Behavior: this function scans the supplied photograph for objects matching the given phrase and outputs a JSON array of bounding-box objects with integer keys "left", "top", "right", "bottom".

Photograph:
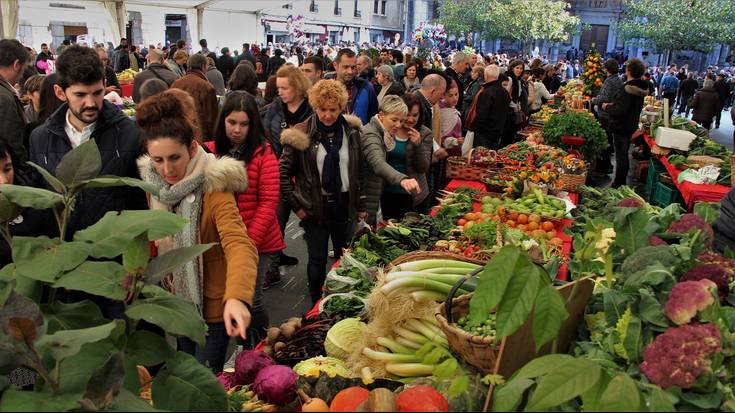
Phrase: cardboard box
[{"left": 654, "top": 127, "right": 696, "bottom": 151}]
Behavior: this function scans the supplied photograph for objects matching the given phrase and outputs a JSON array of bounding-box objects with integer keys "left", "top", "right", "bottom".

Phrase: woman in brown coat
[{"left": 136, "top": 90, "right": 258, "bottom": 372}]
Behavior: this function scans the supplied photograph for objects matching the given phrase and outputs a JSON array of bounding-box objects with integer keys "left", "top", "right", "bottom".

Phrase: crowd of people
[{"left": 1, "top": 35, "right": 734, "bottom": 373}]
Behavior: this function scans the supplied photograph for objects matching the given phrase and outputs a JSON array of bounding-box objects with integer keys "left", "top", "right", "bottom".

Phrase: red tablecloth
[
  {"left": 643, "top": 134, "right": 730, "bottom": 210},
  {"left": 120, "top": 83, "right": 133, "bottom": 98}
]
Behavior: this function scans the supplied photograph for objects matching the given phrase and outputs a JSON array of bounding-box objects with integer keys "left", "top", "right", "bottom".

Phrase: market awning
[
  {"left": 303, "top": 24, "right": 325, "bottom": 34},
  {"left": 264, "top": 21, "right": 288, "bottom": 33}
]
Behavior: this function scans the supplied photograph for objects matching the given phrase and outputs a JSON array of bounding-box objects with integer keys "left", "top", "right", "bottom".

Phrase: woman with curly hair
[
  {"left": 279, "top": 80, "right": 367, "bottom": 304},
  {"left": 136, "top": 90, "right": 258, "bottom": 371}
]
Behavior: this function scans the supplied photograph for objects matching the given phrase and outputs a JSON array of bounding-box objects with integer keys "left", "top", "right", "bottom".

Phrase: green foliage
[
  {"left": 0, "top": 141, "right": 224, "bottom": 411},
  {"left": 542, "top": 112, "right": 608, "bottom": 161},
  {"left": 618, "top": 0, "right": 735, "bottom": 54},
  {"left": 438, "top": 0, "right": 581, "bottom": 45}
]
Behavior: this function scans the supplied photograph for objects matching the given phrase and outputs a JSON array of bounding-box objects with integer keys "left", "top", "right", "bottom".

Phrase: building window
[
  {"left": 354, "top": 0, "right": 361, "bottom": 17},
  {"left": 309, "top": 0, "right": 318, "bottom": 12},
  {"left": 381, "top": 1, "right": 386, "bottom": 15},
  {"left": 334, "top": 0, "right": 341, "bottom": 15},
  {"left": 373, "top": 1, "right": 386, "bottom": 15}
]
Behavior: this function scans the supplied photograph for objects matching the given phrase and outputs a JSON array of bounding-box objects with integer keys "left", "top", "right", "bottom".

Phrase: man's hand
[
  {"left": 400, "top": 178, "right": 421, "bottom": 194},
  {"left": 295, "top": 208, "right": 308, "bottom": 220},
  {"left": 223, "top": 299, "right": 251, "bottom": 339}
]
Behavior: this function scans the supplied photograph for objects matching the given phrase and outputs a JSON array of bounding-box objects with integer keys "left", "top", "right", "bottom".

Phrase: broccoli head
[
  {"left": 618, "top": 198, "right": 644, "bottom": 208},
  {"left": 664, "top": 279, "right": 717, "bottom": 325},
  {"left": 620, "top": 245, "right": 680, "bottom": 277},
  {"left": 681, "top": 264, "right": 733, "bottom": 299},
  {"left": 667, "top": 213, "right": 714, "bottom": 248},
  {"left": 640, "top": 323, "right": 721, "bottom": 389}
]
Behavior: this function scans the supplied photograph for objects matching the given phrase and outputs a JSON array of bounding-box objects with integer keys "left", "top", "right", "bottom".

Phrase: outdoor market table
[{"left": 642, "top": 133, "right": 731, "bottom": 210}]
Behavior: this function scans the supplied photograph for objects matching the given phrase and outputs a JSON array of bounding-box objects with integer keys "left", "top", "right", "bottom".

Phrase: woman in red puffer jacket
[{"left": 206, "top": 91, "right": 285, "bottom": 346}]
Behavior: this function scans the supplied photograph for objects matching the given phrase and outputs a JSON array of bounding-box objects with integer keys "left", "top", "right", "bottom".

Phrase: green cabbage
[{"left": 324, "top": 318, "right": 367, "bottom": 361}]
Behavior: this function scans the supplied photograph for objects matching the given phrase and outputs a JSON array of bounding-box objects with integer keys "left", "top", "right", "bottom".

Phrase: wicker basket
[
  {"left": 386, "top": 251, "right": 486, "bottom": 271},
  {"left": 660, "top": 172, "right": 674, "bottom": 186},
  {"left": 446, "top": 148, "right": 496, "bottom": 182},
  {"left": 435, "top": 294, "right": 499, "bottom": 373},
  {"left": 556, "top": 172, "right": 587, "bottom": 192}
]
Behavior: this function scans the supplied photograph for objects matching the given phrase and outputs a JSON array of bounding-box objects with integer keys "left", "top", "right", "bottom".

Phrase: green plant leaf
[
  {"left": 0, "top": 193, "right": 21, "bottom": 223},
  {"left": 524, "top": 359, "right": 601, "bottom": 411},
  {"left": 42, "top": 300, "right": 105, "bottom": 334},
  {"left": 491, "top": 378, "right": 534, "bottom": 412},
  {"left": 52, "top": 341, "right": 117, "bottom": 394},
  {"left": 532, "top": 284, "right": 569, "bottom": 351},
  {"left": 614, "top": 208, "right": 652, "bottom": 255},
  {"left": 144, "top": 244, "right": 215, "bottom": 285},
  {"left": 26, "top": 161, "right": 66, "bottom": 194},
  {"left": 580, "top": 370, "right": 611, "bottom": 412},
  {"left": 512, "top": 354, "right": 577, "bottom": 380},
  {"left": 679, "top": 389, "right": 723, "bottom": 409},
  {"left": 496, "top": 263, "right": 540, "bottom": 339},
  {"left": 125, "top": 330, "right": 175, "bottom": 366},
  {"left": 468, "top": 246, "right": 522, "bottom": 328},
  {"left": 110, "top": 388, "right": 160, "bottom": 412},
  {"left": 124, "top": 234, "right": 150, "bottom": 274},
  {"left": 0, "top": 291, "right": 45, "bottom": 343},
  {"left": 0, "top": 184, "right": 63, "bottom": 210},
  {"left": 55, "top": 139, "right": 102, "bottom": 187},
  {"left": 637, "top": 290, "right": 669, "bottom": 328},
  {"left": 37, "top": 320, "right": 124, "bottom": 361},
  {"left": 0, "top": 390, "right": 80, "bottom": 412},
  {"left": 125, "top": 296, "right": 207, "bottom": 346},
  {"left": 597, "top": 374, "right": 643, "bottom": 411},
  {"left": 0, "top": 269, "right": 15, "bottom": 307},
  {"left": 151, "top": 352, "right": 228, "bottom": 412},
  {"left": 53, "top": 261, "right": 128, "bottom": 301},
  {"left": 13, "top": 237, "right": 89, "bottom": 283},
  {"left": 83, "top": 352, "right": 125, "bottom": 410},
  {"left": 74, "top": 210, "right": 188, "bottom": 258},
  {"left": 75, "top": 176, "right": 158, "bottom": 196},
  {"left": 448, "top": 375, "right": 470, "bottom": 398},
  {"left": 693, "top": 202, "right": 720, "bottom": 225},
  {"left": 622, "top": 316, "right": 643, "bottom": 363},
  {"left": 646, "top": 386, "right": 677, "bottom": 411}
]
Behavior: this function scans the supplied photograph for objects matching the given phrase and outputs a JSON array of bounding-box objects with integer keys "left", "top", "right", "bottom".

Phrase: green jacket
[{"left": 361, "top": 116, "right": 432, "bottom": 225}]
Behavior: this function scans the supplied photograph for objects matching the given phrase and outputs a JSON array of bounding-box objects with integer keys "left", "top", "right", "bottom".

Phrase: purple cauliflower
[
  {"left": 649, "top": 235, "right": 668, "bottom": 246},
  {"left": 667, "top": 214, "right": 714, "bottom": 247},
  {"left": 618, "top": 198, "right": 644, "bottom": 208},
  {"left": 698, "top": 251, "right": 735, "bottom": 272},
  {"left": 664, "top": 279, "right": 717, "bottom": 325},
  {"left": 640, "top": 323, "right": 721, "bottom": 389},
  {"left": 681, "top": 264, "right": 733, "bottom": 299}
]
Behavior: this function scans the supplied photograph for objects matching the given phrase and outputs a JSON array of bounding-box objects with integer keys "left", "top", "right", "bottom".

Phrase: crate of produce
[
  {"left": 653, "top": 181, "right": 685, "bottom": 208},
  {"left": 646, "top": 158, "right": 666, "bottom": 200}
]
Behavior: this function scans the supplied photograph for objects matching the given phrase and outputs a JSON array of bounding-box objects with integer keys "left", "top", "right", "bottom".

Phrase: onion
[
  {"left": 253, "top": 365, "right": 298, "bottom": 405},
  {"left": 234, "top": 350, "right": 276, "bottom": 385}
]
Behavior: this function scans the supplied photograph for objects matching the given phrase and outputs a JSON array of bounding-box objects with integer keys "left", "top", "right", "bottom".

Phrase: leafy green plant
[
  {"left": 0, "top": 141, "right": 226, "bottom": 411},
  {"left": 541, "top": 111, "right": 608, "bottom": 161}
]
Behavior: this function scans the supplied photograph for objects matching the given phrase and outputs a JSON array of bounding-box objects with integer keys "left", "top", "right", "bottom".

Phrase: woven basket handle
[{"left": 444, "top": 266, "right": 484, "bottom": 323}]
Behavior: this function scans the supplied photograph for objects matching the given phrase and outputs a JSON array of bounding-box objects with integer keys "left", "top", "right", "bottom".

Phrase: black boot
[{"left": 279, "top": 252, "right": 299, "bottom": 266}]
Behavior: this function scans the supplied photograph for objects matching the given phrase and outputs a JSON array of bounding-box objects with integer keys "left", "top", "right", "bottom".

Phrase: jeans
[
  {"left": 302, "top": 193, "right": 352, "bottom": 304},
  {"left": 663, "top": 92, "right": 677, "bottom": 112},
  {"left": 380, "top": 191, "right": 414, "bottom": 221},
  {"left": 612, "top": 132, "right": 631, "bottom": 188},
  {"left": 178, "top": 322, "right": 229, "bottom": 372},
  {"left": 678, "top": 94, "right": 693, "bottom": 116},
  {"left": 270, "top": 194, "right": 293, "bottom": 272}
]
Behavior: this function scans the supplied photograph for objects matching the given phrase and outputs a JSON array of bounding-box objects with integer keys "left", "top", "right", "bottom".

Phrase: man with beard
[{"left": 29, "top": 45, "right": 147, "bottom": 238}]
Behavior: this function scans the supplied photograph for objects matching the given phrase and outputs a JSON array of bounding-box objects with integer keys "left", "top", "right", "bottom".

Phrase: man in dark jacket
[
  {"left": 114, "top": 43, "right": 131, "bottom": 73},
  {"left": 216, "top": 47, "right": 236, "bottom": 85},
  {"left": 444, "top": 51, "right": 468, "bottom": 113},
  {"left": 689, "top": 79, "right": 721, "bottom": 130},
  {"left": 268, "top": 49, "right": 286, "bottom": 76},
  {"left": 714, "top": 74, "right": 730, "bottom": 128},
  {"left": 602, "top": 58, "right": 648, "bottom": 188},
  {"left": 0, "top": 39, "right": 30, "bottom": 164},
  {"left": 132, "top": 49, "right": 179, "bottom": 103},
  {"left": 171, "top": 54, "right": 219, "bottom": 140},
  {"left": 678, "top": 72, "right": 699, "bottom": 117},
  {"left": 28, "top": 45, "right": 146, "bottom": 238},
  {"left": 469, "top": 65, "right": 510, "bottom": 149},
  {"left": 334, "top": 48, "right": 379, "bottom": 125},
  {"left": 237, "top": 43, "right": 256, "bottom": 67}
]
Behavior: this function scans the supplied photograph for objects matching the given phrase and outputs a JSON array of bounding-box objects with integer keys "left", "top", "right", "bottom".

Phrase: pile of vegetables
[
  {"left": 378, "top": 259, "right": 481, "bottom": 303},
  {"left": 651, "top": 115, "right": 709, "bottom": 138},
  {"left": 503, "top": 188, "right": 567, "bottom": 219},
  {"left": 433, "top": 187, "right": 479, "bottom": 232},
  {"left": 541, "top": 111, "right": 608, "bottom": 161},
  {"left": 262, "top": 314, "right": 335, "bottom": 366}
]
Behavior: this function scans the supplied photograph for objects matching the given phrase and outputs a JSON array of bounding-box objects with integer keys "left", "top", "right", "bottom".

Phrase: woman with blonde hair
[
  {"left": 167, "top": 49, "right": 188, "bottom": 78},
  {"left": 279, "top": 80, "right": 366, "bottom": 304},
  {"left": 135, "top": 89, "right": 258, "bottom": 371},
  {"left": 362, "top": 95, "right": 428, "bottom": 223}
]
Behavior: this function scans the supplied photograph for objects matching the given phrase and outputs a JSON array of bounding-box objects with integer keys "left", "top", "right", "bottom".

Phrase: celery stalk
[
  {"left": 385, "top": 363, "right": 436, "bottom": 377},
  {"left": 391, "top": 259, "right": 480, "bottom": 273},
  {"left": 362, "top": 347, "right": 422, "bottom": 363},
  {"left": 377, "top": 336, "right": 416, "bottom": 354}
]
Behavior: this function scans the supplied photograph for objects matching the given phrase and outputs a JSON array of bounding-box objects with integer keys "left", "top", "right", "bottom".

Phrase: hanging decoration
[{"left": 286, "top": 14, "right": 307, "bottom": 44}]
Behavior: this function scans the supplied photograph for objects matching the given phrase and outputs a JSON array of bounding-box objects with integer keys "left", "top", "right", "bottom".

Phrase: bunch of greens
[
  {"left": 434, "top": 187, "right": 479, "bottom": 232},
  {"left": 350, "top": 231, "right": 406, "bottom": 266},
  {"left": 463, "top": 219, "right": 498, "bottom": 250},
  {"left": 542, "top": 111, "right": 608, "bottom": 161},
  {"left": 322, "top": 296, "right": 365, "bottom": 318}
]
